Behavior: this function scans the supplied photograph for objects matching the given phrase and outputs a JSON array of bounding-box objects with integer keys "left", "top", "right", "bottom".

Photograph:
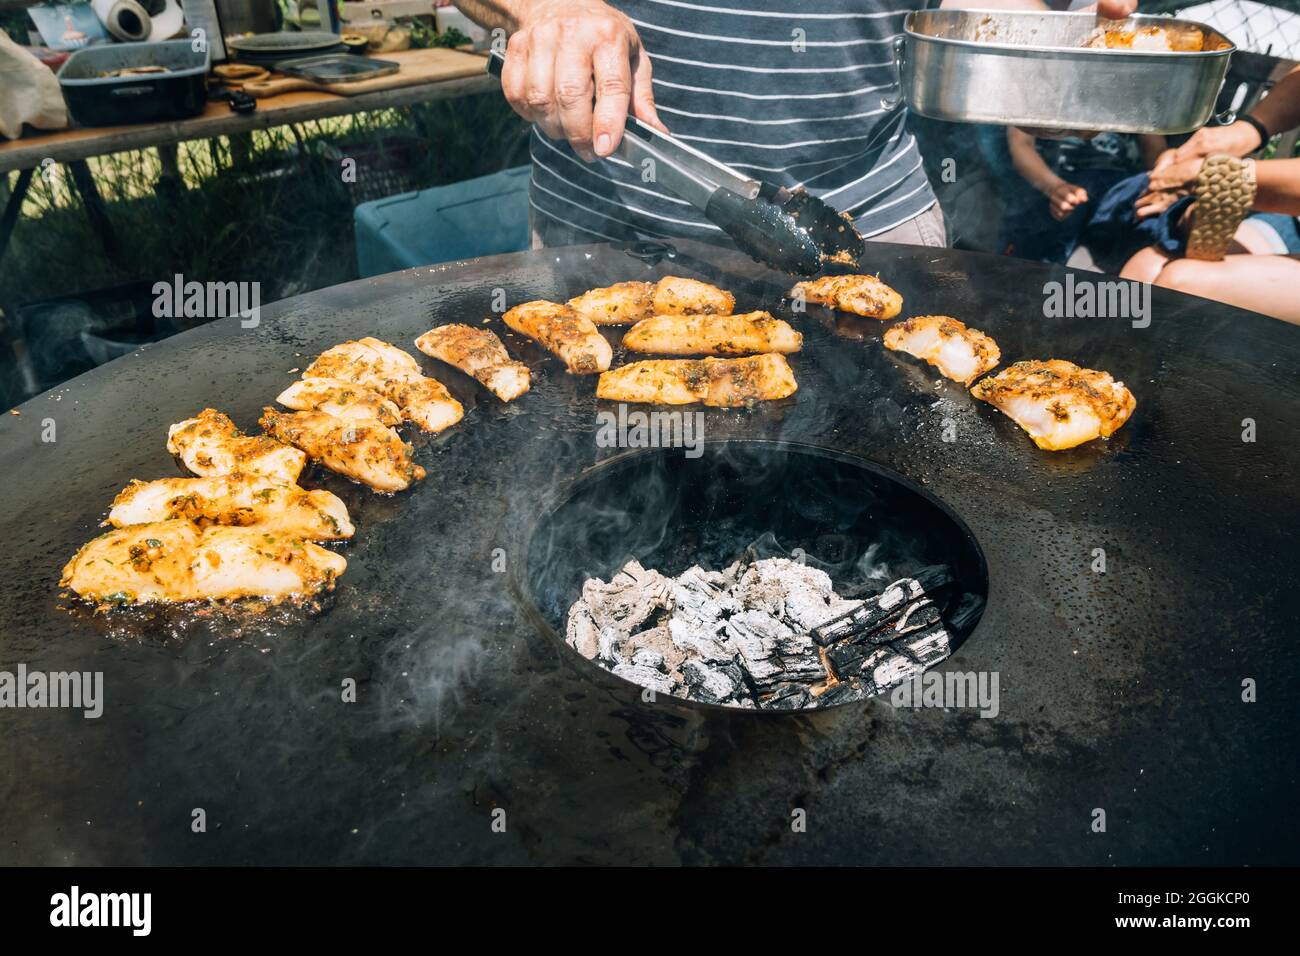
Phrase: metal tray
[
  {"left": 57, "top": 40, "right": 210, "bottom": 127},
  {"left": 893, "top": 11, "right": 1235, "bottom": 135},
  {"left": 273, "top": 53, "right": 399, "bottom": 84}
]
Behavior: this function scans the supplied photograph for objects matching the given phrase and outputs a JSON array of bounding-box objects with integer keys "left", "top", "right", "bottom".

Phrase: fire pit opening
[{"left": 524, "top": 441, "right": 988, "bottom": 711}]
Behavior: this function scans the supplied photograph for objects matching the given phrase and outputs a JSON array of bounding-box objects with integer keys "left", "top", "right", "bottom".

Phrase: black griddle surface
[{"left": 1, "top": 240, "right": 1297, "bottom": 865}]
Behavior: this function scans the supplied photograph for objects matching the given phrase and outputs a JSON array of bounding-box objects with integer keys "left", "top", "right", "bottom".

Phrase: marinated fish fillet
[
  {"left": 790, "top": 274, "right": 903, "bottom": 319},
  {"left": 304, "top": 338, "right": 464, "bottom": 433},
  {"left": 260, "top": 407, "right": 425, "bottom": 493},
  {"left": 970, "top": 359, "right": 1136, "bottom": 451},
  {"left": 883, "top": 315, "right": 1000, "bottom": 385},
  {"left": 414, "top": 324, "right": 531, "bottom": 401},
  {"left": 596, "top": 354, "right": 798, "bottom": 407},
  {"left": 622, "top": 311, "right": 803, "bottom": 356},
  {"left": 502, "top": 300, "right": 612, "bottom": 375},
  {"left": 277, "top": 377, "right": 402, "bottom": 427},
  {"left": 61, "top": 519, "right": 345, "bottom": 605},
  {"left": 108, "top": 473, "right": 353, "bottom": 540},
  {"left": 167, "top": 408, "right": 306, "bottom": 483},
  {"left": 651, "top": 276, "right": 735, "bottom": 318},
  {"left": 567, "top": 276, "right": 735, "bottom": 325},
  {"left": 1083, "top": 25, "right": 1204, "bottom": 52}
]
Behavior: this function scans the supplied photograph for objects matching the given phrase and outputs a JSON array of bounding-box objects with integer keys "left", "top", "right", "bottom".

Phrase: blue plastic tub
[{"left": 354, "top": 166, "right": 531, "bottom": 277}]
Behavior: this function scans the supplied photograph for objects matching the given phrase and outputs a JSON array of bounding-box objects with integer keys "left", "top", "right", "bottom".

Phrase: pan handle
[{"left": 880, "top": 35, "right": 907, "bottom": 112}]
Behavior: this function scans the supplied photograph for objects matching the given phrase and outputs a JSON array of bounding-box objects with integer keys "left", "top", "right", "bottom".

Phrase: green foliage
[{"left": 1, "top": 95, "right": 530, "bottom": 315}]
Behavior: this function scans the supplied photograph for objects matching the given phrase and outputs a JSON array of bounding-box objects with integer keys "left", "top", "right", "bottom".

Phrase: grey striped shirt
[{"left": 528, "top": 0, "right": 936, "bottom": 245}]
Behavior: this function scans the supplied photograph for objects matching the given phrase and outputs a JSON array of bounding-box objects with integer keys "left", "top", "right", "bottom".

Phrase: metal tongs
[{"left": 486, "top": 50, "right": 864, "bottom": 276}]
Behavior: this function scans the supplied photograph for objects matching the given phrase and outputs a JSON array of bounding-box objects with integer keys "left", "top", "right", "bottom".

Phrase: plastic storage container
[
  {"left": 58, "top": 41, "right": 210, "bottom": 127},
  {"left": 354, "top": 166, "right": 531, "bottom": 277}
]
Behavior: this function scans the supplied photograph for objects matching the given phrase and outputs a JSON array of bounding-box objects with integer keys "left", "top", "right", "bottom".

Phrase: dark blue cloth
[
  {"left": 1084, "top": 171, "right": 1195, "bottom": 258},
  {"left": 1008, "top": 166, "right": 1130, "bottom": 263}
]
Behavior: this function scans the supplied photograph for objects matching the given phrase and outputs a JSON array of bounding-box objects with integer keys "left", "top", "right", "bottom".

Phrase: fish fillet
[
  {"left": 108, "top": 473, "right": 353, "bottom": 540},
  {"left": 277, "top": 377, "right": 402, "bottom": 427},
  {"left": 1084, "top": 25, "right": 1204, "bottom": 52},
  {"left": 502, "top": 300, "right": 612, "bottom": 375},
  {"left": 61, "top": 519, "right": 346, "bottom": 605},
  {"left": 304, "top": 338, "right": 464, "bottom": 433},
  {"left": 970, "top": 359, "right": 1136, "bottom": 451},
  {"left": 568, "top": 276, "right": 735, "bottom": 325},
  {"left": 790, "top": 274, "right": 903, "bottom": 319},
  {"left": 260, "top": 407, "right": 425, "bottom": 493},
  {"left": 414, "top": 324, "right": 531, "bottom": 401},
  {"left": 883, "top": 315, "right": 1000, "bottom": 385},
  {"left": 167, "top": 408, "right": 305, "bottom": 483},
  {"left": 622, "top": 311, "right": 803, "bottom": 356},
  {"left": 596, "top": 354, "right": 798, "bottom": 407}
]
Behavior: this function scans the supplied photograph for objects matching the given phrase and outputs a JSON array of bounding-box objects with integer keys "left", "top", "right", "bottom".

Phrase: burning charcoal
[
  {"left": 668, "top": 617, "right": 733, "bottom": 663},
  {"left": 761, "top": 682, "right": 816, "bottom": 710},
  {"left": 777, "top": 651, "right": 828, "bottom": 686},
  {"left": 631, "top": 649, "right": 665, "bottom": 670},
  {"left": 808, "top": 577, "right": 927, "bottom": 647},
  {"left": 583, "top": 559, "right": 670, "bottom": 634},
  {"left": 865, "top": 651, "right": 924, "bottom": 694},
  {"left": 735, "top": 559, "right": 839, "bottom": 632},
  {"left": 598, "top": 625, "right": 638, "bottom": 667},
  {"left": 565, "top": 603, "right": 600, "bottom": 660},
  {"left": 566, "top": 559, "right": 955, "bottom": 712},
  {"left": 898, "top": 621, "right": 951, "bottom": 667},
  {"left": 889, "top": 599, "right": 942, "bottom": 638},
  {"left": 773, "top": 621, "right": 818, "bottom": 659},
  {"left": 623, "top": 624, "right": 688, "bottom": 674},
  {"left": 723, "top": 609, "right": 788, "bottom": 684},
  {"left": 682, "top": 658, "right": 747, "bottom": 705},
  {"left": 670, "top": 564, "right": 742, "bottom": 626},
  {"left": 825, "top": 642, "right": 895, "bottom": 682},
  {"left": 814, "top": 678, "right": 875, "bottom": 706},
  {"left": 612, "top": 662, "right": 679, "bottom": 696}
]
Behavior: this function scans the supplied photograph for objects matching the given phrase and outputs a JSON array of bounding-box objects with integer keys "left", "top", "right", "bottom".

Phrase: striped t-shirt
[{"left": 528, "top": 0, "right": 936, "bottom": 245}]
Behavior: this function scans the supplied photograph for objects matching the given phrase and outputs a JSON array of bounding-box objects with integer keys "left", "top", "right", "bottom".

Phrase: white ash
[{"left": 565, "top": 557, "right": 952, "bottom": 710}]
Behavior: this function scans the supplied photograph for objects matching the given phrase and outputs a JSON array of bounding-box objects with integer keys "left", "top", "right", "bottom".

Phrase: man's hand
[
  {"left": 1136, "top": 157, "right": 1203, "bottom": 218},
  {"left": 1094, "top": 0, "right": 1138, "bottom": 19},
  {"left": 1047, "top": 181, "right": 1089, "bottom": 221},
  {"left": 1152, "top": 122, "right": 1265, "bottom": 172},
  {"left": 499, "top": 0, "right": 665, "bottom": 162}
]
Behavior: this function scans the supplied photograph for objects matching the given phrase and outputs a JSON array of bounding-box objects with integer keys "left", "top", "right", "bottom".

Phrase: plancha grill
[{"left": 0, "top": 239, "right": 1297, "bottom": 866}]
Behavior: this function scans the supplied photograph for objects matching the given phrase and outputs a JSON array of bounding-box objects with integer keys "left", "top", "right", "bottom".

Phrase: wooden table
[{"left": 0, "top": 47, "right": 498, "bottom": 262}]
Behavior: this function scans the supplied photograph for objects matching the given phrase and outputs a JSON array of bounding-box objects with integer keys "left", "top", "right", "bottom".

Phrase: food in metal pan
[
  {"left": 622, "top": 311, "right": 803, "bottom": 357},
  {"left": 596, "top": 353, "right": 797, "bottom": 407},
  {"left": 304, "top": 338, "right": 464, "bottom": 433},
  {"left": 167, "top": 408, "right": 306, "bottom": 483},
  {"left": 414, "top": 324, "right": 531, "bottom": 401},
  {"left": 789, "top": 274, "right": 903, "bottom": 319},
  {"left": 1083, "top": 24, "right": 1205, "bottom": 52},
  {"left": 970, "top": 359, "right": 1136, "bottom": 451},
  {"left": 883, "top": 314, "right": 1001, "bottom": 384},
  {"left": 260, "top": 407, "right": 426, "bottom": 493},
  {"left": 276, "top": 377, "right": 403, "bottom": 427},
  {"left": 502, "top": 300, "right": 613, "bottom": 375},
  {"left": 567, "top": 276, "right": 735, "bottom": 325},
  {"left": 108, "top": 474, "right": 353, "bottom": 541},
  {"left": 61, "top": 519, "right": 346, "bottom": 606}
]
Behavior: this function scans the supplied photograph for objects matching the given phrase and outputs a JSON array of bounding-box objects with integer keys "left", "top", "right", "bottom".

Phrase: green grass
[{"left": 1, "top": 94, "right": 530, "bottom": 320}]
